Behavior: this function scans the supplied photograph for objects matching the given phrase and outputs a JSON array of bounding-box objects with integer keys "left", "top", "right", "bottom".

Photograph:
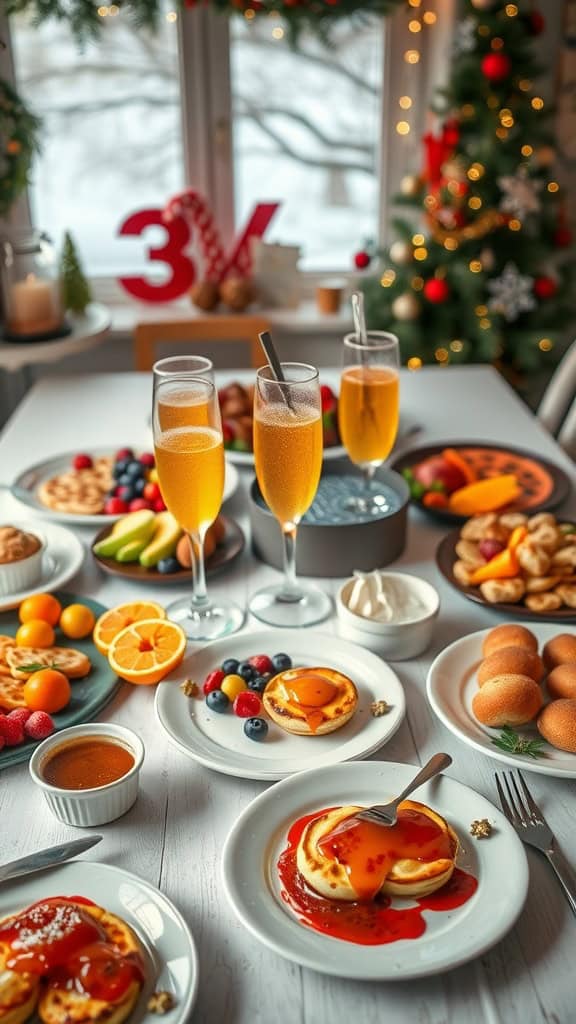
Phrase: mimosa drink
[
  {"left": 339, "top": 365, "right": 399, "bottom": 465},
  {"left": 254, "top": 403, "right": 322, "bottom": 526},
  {"left": 158, "top": 390, "right": 210, "bottom": 431},
  {"left": 155, "top": 426, "right": 224, "bottom": 535}
]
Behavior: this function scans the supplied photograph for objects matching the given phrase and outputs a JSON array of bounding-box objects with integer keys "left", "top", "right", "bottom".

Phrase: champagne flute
[
  {"left": 153, "top": 375, "right": 244, "bottom": 640},
  {"left": 249, "top": 362, "right": 331, "bottom": 627},
  {"left": 338, "top": 331, "right": 400, "bottom": 515},
  {"left": 153, "top": 356, "right": 213, "bottom": 431}
]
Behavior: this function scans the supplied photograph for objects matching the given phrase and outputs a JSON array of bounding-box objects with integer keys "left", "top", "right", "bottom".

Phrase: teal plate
[{"left": 0, "top": 592, "right": 121, "bottom": 771}]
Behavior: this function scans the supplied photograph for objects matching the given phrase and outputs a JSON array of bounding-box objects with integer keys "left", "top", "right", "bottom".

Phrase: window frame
[{"left": 2, "top": 4, "right": 455, "bottom": 298}]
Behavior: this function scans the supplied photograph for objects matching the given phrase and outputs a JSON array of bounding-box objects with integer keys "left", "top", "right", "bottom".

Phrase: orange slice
[
  {"left": 107, "top": 618, "right": 186, "bottom": 686},
  {"left": 93, "top": 601, "right": 166, "bottom": 656}
]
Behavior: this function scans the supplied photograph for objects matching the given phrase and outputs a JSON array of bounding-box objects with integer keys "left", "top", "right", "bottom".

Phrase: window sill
[{"left": 107, "top": 299, "right": 353, "bottom": 338}]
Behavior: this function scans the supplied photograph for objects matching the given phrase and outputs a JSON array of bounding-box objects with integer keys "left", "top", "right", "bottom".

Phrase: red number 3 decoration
[{"left": 117, "top": 209, "right": 196, "bottom": 303}]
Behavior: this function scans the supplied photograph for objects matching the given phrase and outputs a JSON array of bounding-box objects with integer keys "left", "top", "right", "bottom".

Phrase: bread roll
[
  {"left": 477, "top": 646, "right": 544, "bottom": 687},
  {"left": 547, "top": 664, "right": 576, "bottom": 701},
  {"left": 472, "top": 674, "right": 543, "bottom": 727},
  {"left": 542, "top": 633, "right": 576, "bottom": 670},
  {"left": 482, "top": 624, "right": 538, "bottom": 658},
  {"left": 537, "top": 699, "right": 576, "bottom": 753}
]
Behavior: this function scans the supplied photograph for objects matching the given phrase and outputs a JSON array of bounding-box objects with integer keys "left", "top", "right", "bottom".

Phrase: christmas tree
[
  {"left": 363, "top": 0, "right": 575, "bottom": 374},
  {"left": 60, "top": 232, "right": 92, "bottom": 315}
]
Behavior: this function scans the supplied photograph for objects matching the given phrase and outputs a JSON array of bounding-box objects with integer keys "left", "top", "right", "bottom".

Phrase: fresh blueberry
[
  {"left": 133, "top": 477, "right": 146, "bottom": 496},
  {"left": 117, "top": 472, "right": 133, "bottom": 488},
  {"left": 117, "top": 484, "right": 135, "bottom": 503},
  {"left": 113, "top": 459, "right": 129, "bottom": 479},
  {"left": 244, "top": 717, "right": 268, "bottom": 742},
  {"left": 206, "top": 689, "right": 230, "bottom": 712},
  {"left": 272, "top": 653, "right": 292, "bottom": 672},
  {"left": 126, "top": 460, "right": 145, "bottom": 480},
  {"left": 238, "top": 661, "right": 255, "bottom": 681},
  {"left": 248, "top": 675, "right": 268, "bottom": 694},
  {"left": 157, "top": 556, "right": 180, "bottom": 574},
  {"left": 222, "top": 658, "right": 239, "bottom": 675}
]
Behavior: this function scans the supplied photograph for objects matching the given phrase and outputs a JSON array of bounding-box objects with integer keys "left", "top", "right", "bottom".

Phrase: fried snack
[
  {"left": 542, "top": 634, "right": 576, "bottom": 670},
  {"left": 6, "top": 646, "right": 91, "bottom": 680},
  {"left": 537, "top": 699, "right": 576, "bottom": 753},
  {"left": 516, "top": 541, "right": 551, "bottom": 577},
  {"left": 477, "top": 646, "right": 544, "bottom": 686},
  {"left": 0, "top": 671, "right": 26, "bottom": 710},
  {"left": 529, "top": 523, "right": 561, "bottom": 554},
  {"left": 453, "top": 560, "right": 476, "bottom": 586},
  {"left": 472, "top": 674, "right": 543, "bottom": 727},
  {"left": 499, "top": 512, "right": 528, "bottom": 531},
  {"left": 547, "top": 664, "right": 576, "bottom": 701},
  {"left": 525, "top": 575, "right": 561, "bottom": 593},
  {"left": 460, "top": 514, "right": 499, "bottom": 541},
  {"left": 455, "top": 540, "right": 485, "bottom": 568},
  {"left": 525, "top": 592, "right": 563, "bottom": 613},
  {"left": 479, "top": 577, "right": 526, "bottom": 604},
  {"left": 483, "top": 624, "right": 538, "bottom": 657},
  {"left": 555, "top": 583, "right": 576, "bottom": 608},
  {"left": 551, "top": 546, "right": 576, "bottom": 569}
]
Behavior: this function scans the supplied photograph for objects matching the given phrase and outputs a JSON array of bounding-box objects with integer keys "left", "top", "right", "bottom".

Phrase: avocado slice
[
  {"left": 93, "top": 509, "right": 156, "bottom": 559},
  {"left": 139, "top": 511, "right": 182, "bottom": 568}
]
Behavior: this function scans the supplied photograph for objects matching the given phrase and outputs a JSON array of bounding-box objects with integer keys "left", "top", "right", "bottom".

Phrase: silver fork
[
  {"left": 350, "top": 752, "right": 453, "bottom": 829},
  {"left": 496, "top": 770, "right": 576, "bottom": 917}
]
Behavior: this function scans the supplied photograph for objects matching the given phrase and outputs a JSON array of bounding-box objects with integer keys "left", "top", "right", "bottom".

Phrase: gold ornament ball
[
  {"left": 392, "top": 292, "right": 421, "bottom": 321},
  {"left": 400, "top": 174, "right": 420, "bottom": 197},
  {"left": 390, "top": 240, "right": 412, "bottom": 265},
  {"left": 219, "top": 276, "right": 255, "bottom": 312},
  {"left": 190, "top": 279, "right": 220, "bottom": 311},
  {"left": 536, "top": 146, "right": 556, "bottom": 168}
]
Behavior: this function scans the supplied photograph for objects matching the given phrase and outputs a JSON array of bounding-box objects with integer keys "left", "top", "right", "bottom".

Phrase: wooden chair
[
  {"left": 133, "top": 315, "right": 271, "bottom": 372},
  {"left": 537, "top": 339, "right": 576, "bottom": 457}
]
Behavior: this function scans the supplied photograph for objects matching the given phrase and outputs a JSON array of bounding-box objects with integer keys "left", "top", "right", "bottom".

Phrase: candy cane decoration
[{"left": 163, "top": 190, "right": 279, "bottom": 283}]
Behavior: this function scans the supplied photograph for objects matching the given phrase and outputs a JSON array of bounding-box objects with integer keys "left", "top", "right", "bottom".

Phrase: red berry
[
  {"left": 104, "top": 497, "right": 129, "bottom": 515},
  {"left": 153, "top": 497, "right": 167, "bottom": 513},
  {"left": 139, "top": 452, "right": 155, "bottom": 468},
  {"left": 8, "top": 708, "right": 32, "bottom": 727},
  {"left": 354, "top": 250, "right": 371, "bottom": 270},
  {"left": 233, "top": 691, "right": 262, "bottom": 718},
  {"left": 0, "top": 715, "right": 24, "bottom": 746},
  {"left": 115, "top": 447, "right": 134, "bottom": 461},
  {"left": 248, "top": 654, "right": 274, "bottom": 675},
  {"left": 143, "top": 481, "right": 161, "bottom": 502},
  {"left": 73, "top": 453, "right": 93, "bottom": 471},
  {"left": 25, "top": 711, "right": 55, "bottom": 741},
  {"left": 128, "top": 498, "right": 153, "bottom": 512},
  {"left": 203, "top": 669, "right": 226, "bottom": 695}
]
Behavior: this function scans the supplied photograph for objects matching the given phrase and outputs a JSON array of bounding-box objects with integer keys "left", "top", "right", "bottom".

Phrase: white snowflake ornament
[
  {"left": 453, "top": 18, "right": 477, "bottom": 56},
  {"left": 487, "top": 263, "right": 535, "bottom": 322},
  {"left": 498, "top": 168, "right": 542, "bottom": 219}
]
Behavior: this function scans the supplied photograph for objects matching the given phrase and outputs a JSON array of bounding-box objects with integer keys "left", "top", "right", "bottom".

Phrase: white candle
[{"left": 8, "top": 273, "right": 62, "bottom": 337}]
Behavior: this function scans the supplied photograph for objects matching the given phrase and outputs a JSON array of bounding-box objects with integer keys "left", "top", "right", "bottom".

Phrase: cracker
[{"left": 6, "top": 646, "right": 91, "bottom": 680}]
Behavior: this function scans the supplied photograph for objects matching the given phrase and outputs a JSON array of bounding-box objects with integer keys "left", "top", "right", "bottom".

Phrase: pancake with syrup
[
  {"left": 297, "top": 799, "right": 458, "bottom": 901},
  {"left": 0, "top": 898, "right": 145, "bottom": 1024},
  {"left": 262, "top": 666, "right": 358, "bottom": 736}
]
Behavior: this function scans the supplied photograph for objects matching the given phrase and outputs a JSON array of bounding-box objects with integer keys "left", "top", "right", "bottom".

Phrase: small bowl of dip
[
  {"left": 336, "top": 570, "right": 440, "bottom": 660},
  {"left": 29, "top": 722, "right": 144, "bottom": 827}
]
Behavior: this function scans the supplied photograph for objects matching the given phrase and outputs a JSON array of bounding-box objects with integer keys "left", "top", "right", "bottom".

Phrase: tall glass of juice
[
  {"left": 153, "top": 375, "right": 244, "bottom": 640},
  {"left": 249, "top": 362, "right": 331, "bottom": 627},
  {"left": 338, "top": 331, "right": 400, "bottom": 514},
  {"left": 153, "top": 356, "right": 213, "bottom": 431}
]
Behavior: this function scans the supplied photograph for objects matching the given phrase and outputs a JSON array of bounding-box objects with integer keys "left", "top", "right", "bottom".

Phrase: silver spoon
[{"left": 258, "top": 330, "right": 295, "bottom": 413}]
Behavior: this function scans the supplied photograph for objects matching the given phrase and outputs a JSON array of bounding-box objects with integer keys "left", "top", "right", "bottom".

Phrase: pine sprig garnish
[
  {"left": 19, "top": 662, "right": 63, "bottom": 674},
  {"left": 491, "top": 726, "right": 547, "bottom": 760}
]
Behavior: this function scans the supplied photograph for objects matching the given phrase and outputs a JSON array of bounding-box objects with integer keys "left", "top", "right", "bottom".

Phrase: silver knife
[{"left": 0, "top": 835, "right": 102, "bottom": 884}]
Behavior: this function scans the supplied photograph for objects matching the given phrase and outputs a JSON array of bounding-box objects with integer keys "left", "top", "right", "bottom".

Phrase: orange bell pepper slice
[
  {"left": 508, "top": 525, "right": 528, "bottom": 551},
  {"left": 442, "top": 448, "right": 477, "bottom": 485},
  {"left": 470, "top": 547, "right": 520, "bottom": 585}
]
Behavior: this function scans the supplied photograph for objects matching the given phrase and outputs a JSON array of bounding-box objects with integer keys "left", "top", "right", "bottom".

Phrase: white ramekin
[
  {"left": 336, "top": 571, "right": 440, "bottom": 661},
  {"left": 29, "top": 723, "right": 144, "bottom": 827},
  {"left": 0, "top": 533, "right": 44, "bottom": 597}
]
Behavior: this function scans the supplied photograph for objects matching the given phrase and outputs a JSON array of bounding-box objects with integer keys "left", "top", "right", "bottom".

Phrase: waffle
[
  {"left": 6, "top": 646, "right": 91, "bottom": 681},
  {"left": 37, "top": 458, "right": 113, "bottom": 515}
]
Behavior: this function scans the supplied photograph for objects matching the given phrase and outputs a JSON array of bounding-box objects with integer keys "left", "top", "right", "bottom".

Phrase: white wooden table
[{"left": 1, "top": 367, "right": 575, "bottom": 1024}]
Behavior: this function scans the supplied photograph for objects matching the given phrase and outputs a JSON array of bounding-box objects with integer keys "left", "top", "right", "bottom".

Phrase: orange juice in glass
[
  {"left": 339, "top": 332, "right": 400, "bottom": 514},
  {"left": 153, "top": 376, "right": 243, "bottom": 640},
  {"left": 250, "top": 362, "right": 331, "bottom": 627},
  {"left": 152, "top": 355, "right": 213, "bottom": 431}
]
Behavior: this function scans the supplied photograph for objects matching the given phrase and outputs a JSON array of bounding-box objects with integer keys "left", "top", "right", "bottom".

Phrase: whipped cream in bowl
[{"left": 337, "top": 570, "right": 439, "bottom": 660}]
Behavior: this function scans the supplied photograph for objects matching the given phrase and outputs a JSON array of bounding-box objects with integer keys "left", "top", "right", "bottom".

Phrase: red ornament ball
[
  {"left": 481, "top": 53, "right": 512, "bottom": 83},
  {"left": 354, "top": 250, "right": 371, "bottom": 270},
  {"left": 533, "top": 276, "right": 558, "bottom": 300},
  {"left": 423, "top": 278, "right": 450, "bottom": 304},
  {"left": 554, "top": 227, "right": 573, "bottom": 248},
  {"left": 526, "top": 10, "right": 545, "bottom": 35}
]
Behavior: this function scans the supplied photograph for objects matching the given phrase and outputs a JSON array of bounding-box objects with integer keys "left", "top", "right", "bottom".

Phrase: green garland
[
  {"left": 0, "top": 79, "right": 41, "bottom": 217},
  {"left": 6, "top": 0, "right": 405, "bottom": 44}
]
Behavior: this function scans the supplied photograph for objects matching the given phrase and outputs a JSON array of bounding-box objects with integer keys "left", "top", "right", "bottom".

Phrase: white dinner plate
[
  {"left": 0, "top": 520, "right": 84, "bottom": 611},
  {"left": 155, "top": 630, "right": 406, "bottom": 780},
  {"left": 427, "top": 624, "right": 576, "bottom": 778},
  {"left": 12, "top": 449, "right": 240, "bottom": 525},
  {"left": 2, "top": 860, "right": 198, "bottom": 1021},
  {"left": 222, "top": 760, "right": 528, "bottom": 980}
]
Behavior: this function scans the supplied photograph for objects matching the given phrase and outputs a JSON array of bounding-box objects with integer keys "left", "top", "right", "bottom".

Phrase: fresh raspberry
[
  {"left": 143, "top": 482, "right": 160, "bottom": 502},
  {"left": 0, "top": 715, "right": 24, "bottom": 746},
  {"left": 128, "top": 498, "right": 153, "bottom": 512},
  {"left": 7, "top": 708, "right": 32, "bottom": 727},
  {"left": 153, "top": 497, "right": 167, "bottom": 513},
  {"left": 233, "top": 691, "right": 262, "bottom": 718},
  {"left": 139, "top": 452, "right": 155, "bottom": 468},
  {"left": 203, "top": 669, "right": 225, "bottom": 696},
  {"left": 73, "top": 453, "right": 93, "bottom": 471},
  {"left": 25, "top": 712, "right": 55, "bottom": 741},
  {"left": 115, "top": 447, "right": 134, "bottom": 461},
  {"left": 104, "top": 497, "right": 129, "bottom": 515},
  {"left": 248, "top": 654, "right": 274, "bottom": 675}
]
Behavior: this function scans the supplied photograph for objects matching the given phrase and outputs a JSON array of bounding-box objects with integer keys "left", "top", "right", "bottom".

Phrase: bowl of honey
[{"left": 29, "top": 722, "right": 144, "bottom": 827}]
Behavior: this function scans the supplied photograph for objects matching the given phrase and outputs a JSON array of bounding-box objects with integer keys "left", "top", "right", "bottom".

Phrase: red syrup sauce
[
  {"left": 277, "top": 808, "right": 478, "bottom": 946},
  {"left": 0, "top": 897, "right": 144, "bottom": 1002}
]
